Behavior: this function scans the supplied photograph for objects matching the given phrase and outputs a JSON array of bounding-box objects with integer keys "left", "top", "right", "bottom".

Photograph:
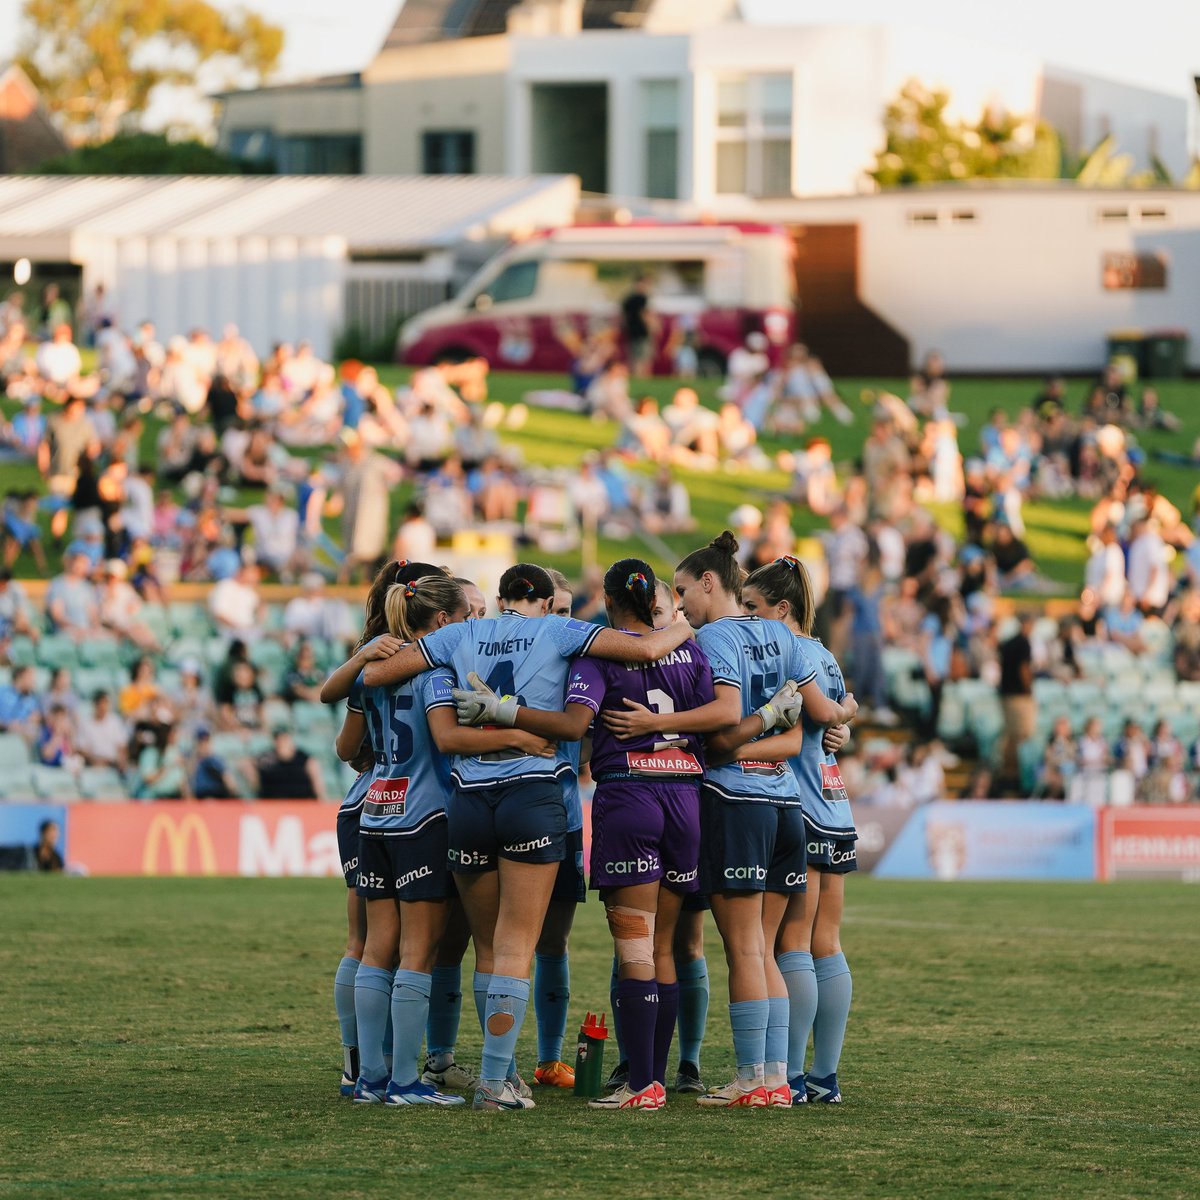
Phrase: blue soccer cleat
[
  {"left": 340, "top": 1073, "right": 356, "bottom": 1098},
  {"left": 352, "top": 1075, "right": 390, "bottom": 1104},
  {"left": 384, "top": 1080, "right": 466, "bottom": 1107},
  {"left": 787, "top": 1074, "right": 808, "bottom": 1105},
  {"left": 804, "top": 1073, "right": 842, "bottom": 1104}
]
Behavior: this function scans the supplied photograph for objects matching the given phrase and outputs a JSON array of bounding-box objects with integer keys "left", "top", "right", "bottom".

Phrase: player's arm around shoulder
[{"left": 321, "top": 635, "right": 403, "bottom": 702}]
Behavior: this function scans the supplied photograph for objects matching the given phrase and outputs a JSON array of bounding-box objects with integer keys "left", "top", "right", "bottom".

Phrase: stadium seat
[
  {"left": 0, "top": 763, "right": 34, "bottom": 799},
  {"left": 31, "top": 765, "right": 81, "bottom": 801},
  {"left": 74, "top": 667, "right": 122, "bottom": 698},
  {"left": 78, "top": 639, "right": 124, "bottom": 669},
  {"left": 0, "top": 732, "right": 32, "bottom": 768},
  {"left": 79, "top": 766, "right": 126, "bottom": 800},
  {"left": 292, "top": 702, "right": 334, "bottom": 736},
  {"left": 140, "top": 605, "right": 171, "bottom": 645},
  {"left": 261, "top": 698, "right": 292, "bottom": 730},
  {"left": 169, "top": 601, "right": 212, "bottom": 637},
  {"left": 1018, "top": 737, "right": 1045, "bottom": 794},
  {"left": 36, "top": 634, "right": 80, "bottom": 671},
  {"left": 6, "top": 636, "right": 37, "bottom": 667},
  {"left": 249, "top": 639, "right": 289, "bottom": 673},
  {"left": 166, "top": 638, "right": 207, "bottom": 668}
]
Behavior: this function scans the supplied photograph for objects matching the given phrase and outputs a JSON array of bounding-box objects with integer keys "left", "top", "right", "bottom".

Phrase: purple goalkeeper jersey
[{"left": 565, "top": 636, "right": 715, "bottom": 780}]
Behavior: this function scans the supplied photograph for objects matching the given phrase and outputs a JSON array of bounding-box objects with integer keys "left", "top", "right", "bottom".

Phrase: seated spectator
[
  {"left": 1173, "top": 590, "right": 1200, "bottom": 681},
  {"left": 618, "top": 396, "right": 671, "bottom": 462},
  {"left": 224, "top": 487, "right": 300, "bottom": 581},
  {"left": 75, "top": 691, "right": 129, "bottom": 771},
  {"left": 716, "top": 403, "right": 765, "bottom": 469},
  {"left": 567, "top": 457, "right": 611, "bottom": 531},
  {"left": 283, "top": 641, "right": 324, "bottom": 705},
  {"left": 422, "top": 460, "right": 473, "bottom": 538},
  {"left": 215, "top": 660, "right": 263, "bottom": 731},
  {"left": 639, "top": 467, "right": 696, "bottom": 536},
  {"left": 723, "top": 331, "right": 769, "bottom": 407},
  {"left": 35, "top": 322, "right": 86, "bottom": 393},
  {"left": 189, "top": 728, "right": 238, "bottom": 800},
  {"left": 244, "top": 729, "right": 325, "bottom": 800},
  {"left": 120, "top": 656, "right": 176, "bottom": 757},
  {"left": 1104, "top": 589, "right": 1147, "bottom": 655},
  {"left": 209, "top": 563, "right": 262, "bottom": 638},
  {"left": 1115, "top": 719, "right": 1152, "bottom": 786},
  {"left": 39, "top": 394, "right": 98, "bottom": 538},
  {"left": 990, "top": 523, "right": 1040, "bottom": 591},
  {"left": 1077, "top": 716, "right": 1111, "bottom": 776},
  {"left": 159, "top": 335, "right": 207, "bottom": 414},
  {"left": 909, "top": 350, "right": 950, "bottom": 418},
  {"left": 1150, "top": 719, "right": 1184, "bottom": 769},
  {"left": 1125, "top": 516, "right": 1171, "bottom": 615},
  {"left": 41, "top": 667, "right": 80, "bottom": 722},
  {"left": 215, "top": 324, "right": 259, "bottom": 397},
  {"left": 169, "top": 661, "right": 217, "bottom": 743},
  {"left": 662, "top": 387, "right": 719, "bottom": 465},
  {"left": 2, "top": 397, "right": 45, "bottom": 461},
  {"left": 3, "top": 491, "right": 47, "bottom": 573},
  {"left": 392, "top": 503, "right": 437, "bottom": 563},
  {"left": 137, "top": 724, "right": 189, "bottom": 799},
  {"left": 249, "top": 370, "right": 287, "bottom": 421},
  {"left": 1137, "top": 387, "right": 1180, "bottom": 432},
  {"left": 35, "top": 819, "right": 64, "bottom": 872},
  {"left": 1085, "top": 525, "right": 1127, "bottom": 609},
  {"left": 0, "top": 665, "right": 40, "bottom": 743},
  {"left": 45, "top": 552, "right": 100, "bottom": 641},
  {"left": 789, "top": 437, "right": 840, "bottom": 516},
  {"left": 99, "top": 560, "right": 159, "bottom": 651},
  {"left": 1037, "top": 716, "right": 1077, "bottom": 799},
  {"left": 38, "top": 704, "right": 81, "bottom": 772},
  {"left": 471, "top": 456, "right": 521, "bottom": 524},
  {"left": 455, "top": 405, "right": 500, "bottom": 471},
  {"left": 156, "top": 412, "right": 201, "bottom": 483},
  {"left": 0, "top": 568, "right": 37, "bottom": 643},
  {"left": 585, "top": 361, "right": 632, "bottom": 422}
]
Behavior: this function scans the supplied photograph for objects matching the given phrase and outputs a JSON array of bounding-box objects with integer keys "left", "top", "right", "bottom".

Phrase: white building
[
  {"left": 217, "top": 1, "right": 1194, "bottom": 201},
  {"left": 0, "top": 174, "right": 579, "bottom": 357}
]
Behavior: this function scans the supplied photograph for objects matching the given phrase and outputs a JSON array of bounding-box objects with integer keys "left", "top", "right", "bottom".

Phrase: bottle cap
[{"left": 581, "top": 1011, "right": 608, "bottom": 1040}]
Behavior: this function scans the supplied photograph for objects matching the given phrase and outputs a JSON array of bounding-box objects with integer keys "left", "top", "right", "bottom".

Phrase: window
[
  {"left": 951, "top": 209, "right": 978, "bottom": 224},
  {"left": 422, "top": 130, "right": 476, "bottom": 175},
  {"left": 228, "top": 128, "right": 274, "bottom": 164},
  {"left": 907, "top": 210, "right": 940, "bottom": 226},
  {"left": 276, "top": 135, "right": 361, "bottom": 174},
  {"left": 1139, "top": 207, "right": 1168, "bottom": 223},
  {"left": 641, "top": 80, "right": 679, "bottom": 200},
  {"left": 713, "top": 72, "right": 793, "bottom": 198},
  {"left": 475, "top": 260, "right": 538, "bottom": 307},
  {"left": 1098, "top": 207, "right": 1129, "bottom": 223},
  {"left": 1102, "top": 252, "right": 1167, "bottom": 291}
]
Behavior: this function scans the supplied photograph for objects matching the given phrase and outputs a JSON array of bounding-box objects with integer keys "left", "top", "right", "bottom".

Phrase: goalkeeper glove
[
  {"left": 452, "top": 671, "right": 520, "bottom": 727},
  {"left": 755, "top": 680, "right": 803, "bottom": 733}
]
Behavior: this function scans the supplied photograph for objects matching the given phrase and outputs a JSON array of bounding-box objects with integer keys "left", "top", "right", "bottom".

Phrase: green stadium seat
[
  {"left": 166, "top": 638, "right": 207, "bottom": 668},
  {"left": 169, "top": 601, "right": 212, "bottom": 637},
  {"left": 249, "top": 639, "right": 289, "bottom": 672},
  {"left": 74, "top": 667, "right": 123, "bottom": 698},
  {"left": 0, "top": 763, "right": 34, "bottom": 799},
  {"left": 79, "top": 766, "right": 127, "bottom": 800},
  {"left": 6, "top": 636, "right": 37, "bottom": 667},
  {"left": 0, "top": 732, "right": 32, "bottom": 768},
  {"left": 36, "top": 634, "right": 80, "bottom": 671},
  {"left": 31, "top": 765, "right": 81, "bottom": 801},
  {"left": 292, "top": 702, "right": 334, "bottom": 735},
  {"left": 1018, "top": 737, "right": 1045, "bottom": 795},
  {"left": 140, "top": 605, "right": 171, "bottom": 644},
  {"left": 78, "top": 638, "right": 124, "bottom": 669},
  {"left": 261, "top": 698, "right": 292, "bottom": 730}
]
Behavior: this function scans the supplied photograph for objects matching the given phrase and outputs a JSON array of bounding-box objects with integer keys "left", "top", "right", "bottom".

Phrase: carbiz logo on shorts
[
  {"left": 665, "top": 867, "right": 698, "bottom": 884},
  {"left": 808, "top": 838, "right": 835, "bottom": 858},
  {"left": 448, "top": 848, "right": 490, "bottom": 867},
  {"left": 724, "top": 866, "right": 767, "bottom": 881},
  {"left": 502, "top": 835, "right": 553, "bottom": 854},
  {"left": 605, "top": 855, "right": 661, "bottom": 874},
  {"left": 396, "top": 864, "right": 433, "bottom": 888},
  {"left": 785, "top": 871, "right": 807, "bottom": 886},
  {"left": 357, "top": 871, "right": 387, "bottom": 889}
]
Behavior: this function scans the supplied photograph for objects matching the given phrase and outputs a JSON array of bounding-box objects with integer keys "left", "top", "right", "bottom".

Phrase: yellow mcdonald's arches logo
[{"left": 142, "top": 813, "right": 218, "bottom": 876}]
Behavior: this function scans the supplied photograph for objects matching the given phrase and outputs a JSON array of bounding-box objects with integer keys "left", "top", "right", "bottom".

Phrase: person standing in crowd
[
  {"left": 620, "top": 276, "right": 658, "bottom": 378},
  {"left": 998, "top": 613, "right": 1036, "bottom": 791}
]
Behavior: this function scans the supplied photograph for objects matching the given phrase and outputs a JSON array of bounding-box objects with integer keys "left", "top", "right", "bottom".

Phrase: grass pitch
[{"left": 2, "top": 876, "right": 1197, "bottom": 1199}]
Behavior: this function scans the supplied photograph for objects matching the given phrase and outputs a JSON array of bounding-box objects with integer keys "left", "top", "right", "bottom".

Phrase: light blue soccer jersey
[
  {"left": 417, "top": 612, "right": 601, "bottom": 789},
  {"left": 341, "top": 676, "right": 371, "bottom": 815},
  {"left": 696, "top": 615, "right": 814, "bottom": 806},
  {"left": 358, "top": 665, "right": 455, "bottom": 833},
  {"left": 788, "top": 634, "right": 856, "bottom": 838}
]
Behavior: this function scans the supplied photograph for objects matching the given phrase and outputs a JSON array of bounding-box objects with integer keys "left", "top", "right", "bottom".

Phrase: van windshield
[{"left": 471, "top": 259, "right": 539, "bottom": 307}]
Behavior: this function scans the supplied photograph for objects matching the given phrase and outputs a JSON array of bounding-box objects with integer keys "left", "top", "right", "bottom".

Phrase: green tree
[
  {"left": 871, "top": 79, "right": 1062, "bottom": 187},
  {"left": 30, "top": 131, "right": 269, "bottom": 175},
  {"left": 16, "top": 0, "right": 283, "bottom": 143}
]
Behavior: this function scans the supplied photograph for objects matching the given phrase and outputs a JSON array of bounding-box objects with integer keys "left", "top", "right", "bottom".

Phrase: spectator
[
  {"left": 225, "top": 487, "right": 301, "bottom": 581},
  {"left": 171, "top": 661, "right": 217, "bottom": 743},
  {"left": 1115, "top": 719, "right": 1152, "bottom": 786},
  {"left": 45, "top": 552, "right": 100, "bottom": 641},
  {"left": 998, "top": 613, "right": 1036, "bottom": 789},
  {"left": 339, "top": 432, "right": 402, "bottom": 581},
  {"left": 244, "top": 729, "right": 325, "bottom": 800},
  {"left": 41, "top": 667, "right": 80, "bottom": 722},
  {"left": 137, "top": 724, "right": 190, "bottom": 799},
  {"left": 422, "top": 460, "right": 473, "bottom": 539},
  {"left": 1126, "top": 517, "right": 1171, "bottom": 615},
  {"left": 1173, "top": 590, "right": 1200, "bottom": 682},
  {"left": 567, "top": 457, "right": 610, "bottom": 531},
  {"left": 35, "top": 819, "right": 64, "bottom": 872},
  {"left": 662, "top": 387, "right": 719, "bottom": 465},
  {"left": 1085, "top": 525, "right": 1127, "bottom": 609},
  {"left": 639, "top": 467, "right": 695, "bottom": 535},
  {"left": 98, "top": 560, "right": 159, "bottom": 651},
  {"left": 586, "top": 361, "right": 633, "bottom": 422},
  {"left": 618, "top": 396, "right": 671, "bottom": 461},
  {"left": 283, "top": 573, "right": 352, "bottom": 647},
  {"left": 38, "top": 704, "right": 81, "bottom": 772},
  {"left": 75, "top": 690, "right": 129, "bottom": 771},
  {"left": 120, "top": 656, "right": 175, "bottom": 757},
  {"left": 35, "top": 322, "right": 84, "bottom": 391},
  {"left": 847, "top": 552, "right": 895, "bottom": 725},
  {"left": 1104, "top": 590, "right": 1148, "bottom": 655},
  {"left": 1037, "top": 716, "right": 1077, "bottom": 799},
  {"left": 215, "top": 324, "right": 259, "bottom": 396},
  {"left": 189, "top": 729, "right": 238, "bottom": 800},
  {"left": 405, "top": 402, "right": 453, "bottom": 471},
  {"left": 215, "top": 660, "right": 263, "bottom": 732},
  {"left": 209, "top": 563, "right": 262, "bottom": 638},
  {"left": 2, "top": 492, "right": 47, "bottom": 573},
  {"left": 2, "top": 397, "right": 45, "bottom": 461},
  {"left": 0, "top": 664, "right": 40, "bottom": 743},
  {"left": 0, "top": 568, "right": 38, "bottom": 643},
  {"left": 283, "top": 641, "right": 324, "bottom": 705},
  {"left": 392, "top": 502, "right": 437, "bottom": 563},
  {"left": 619, "top": 275, "right": 657, "bottom": 377},
  {"left": 39, "top": 394, "right": 97, "bottom": 537}
]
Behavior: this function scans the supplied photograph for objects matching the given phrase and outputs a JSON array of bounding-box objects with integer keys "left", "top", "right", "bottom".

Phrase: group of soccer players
[{"left": 321, "top": 533, "right": 859, "bottom": 1112}]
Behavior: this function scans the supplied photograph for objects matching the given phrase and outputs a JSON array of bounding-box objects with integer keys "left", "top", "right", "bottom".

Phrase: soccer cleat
[
  {"left": 674, "top": 1061, "right": 705, "bottom": 1094},
  {"left": 787, "top": 1075, "right": 809, "bottom": 1105},
  {"left": 339, "top": 1073, "right": 356, "bottom": 1098},
  {"left": 473, "top": 1080, "right": 536, "bottom": 1111},
  {"left": 766, "top": 1083, "right": 793, "bottom": 1107},
  {"left": 588, "top": 1082, "right": 663, "bottom": 1111},
  {"left": 421, "top": 1056, "right": 478, "bottom": 1090},
  {"left": 508, "top": 1071, "right": 533, "bottom": 1100},
  {"left": 384, "top": 1080, "right": 466, "bottom": 1107},
  {"left": 696, "top": 1079, "right": 770, "bottom": 1108},
  {"left": 805, "top": 1073, "right": 842, "bottom": 1104},
  {"left": 605, "top": 1060, "right": 630, "bottom": 1092},
  {"left": 534, "top": 1060, "right": 576, "bottom": 1088},
  {"left": 352, "top": 1075, "right": 390, "bottom": 1104}
]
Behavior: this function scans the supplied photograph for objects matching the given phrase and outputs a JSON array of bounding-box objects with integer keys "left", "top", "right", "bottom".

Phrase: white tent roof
[{"left": 0, "top": 174, "right": 578, "bottom": 251}]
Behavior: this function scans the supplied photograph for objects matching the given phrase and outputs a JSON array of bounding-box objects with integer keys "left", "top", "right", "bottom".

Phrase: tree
[
  {"left": 16, "top": 0, "right": 283, "bottom": 144},
  {"left": 30, "top": 131, "right": 270, "bottom": 175},
  {"left": 870, "top": 80, "right": 1062, "bottom": 188}
]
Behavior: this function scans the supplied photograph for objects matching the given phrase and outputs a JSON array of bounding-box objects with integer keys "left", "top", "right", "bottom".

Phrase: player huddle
[{"left": 322, "top": 531, "right": 858, "bottom": 1112}]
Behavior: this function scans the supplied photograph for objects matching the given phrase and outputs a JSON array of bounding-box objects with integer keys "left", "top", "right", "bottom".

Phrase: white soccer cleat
[
  {"left": 422, "top": 1056, "right": 478, "bottom": 1090},
  {"left": 695, "top": 1079, "right": 770, "bottom": 1108},
  {"left": 587, "top": 1082, "right": 665, "bottom": 1111},
  {"left": 472, "top": 1080, "right": 536, "bottom": 1111}
]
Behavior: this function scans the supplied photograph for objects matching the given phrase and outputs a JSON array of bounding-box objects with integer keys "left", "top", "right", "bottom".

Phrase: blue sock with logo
[
  {"left": 480, "top": 975, "right": 531, "bottom": 1089},
  {"left": 390, "top": 969, "right": 432, "bottom": 1087},
  {"left": 729, "top": 999, "right": 769, "bottom": 1084},
  {"left": 334, "top": 956, "right": 360, "bottom": 1077},
  {"left": 811, "top": 954, "right": 852, "bottom": 1079},
  {"left": 534, "top": 952, "right": 570, "bottom": 1063},
  {"left": 675, "top": 956, "right": 709, "bottom": 1066},
  {"left": 426, "top": 964, "right": 463, "bottom": 1060},
  {"left": 777, "top": 950, "right": 818, "bottom": 1079},
  {"left": 765, "top": 996, "right": 789, "bottom": 1081},
  {"left": 354, "top": 965, "right": 394, "bottom": 1082}
]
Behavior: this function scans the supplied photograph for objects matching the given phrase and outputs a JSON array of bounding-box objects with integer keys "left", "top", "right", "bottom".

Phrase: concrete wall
[{"left": 217, "top": 85, "right": 363, "bottom": 144}]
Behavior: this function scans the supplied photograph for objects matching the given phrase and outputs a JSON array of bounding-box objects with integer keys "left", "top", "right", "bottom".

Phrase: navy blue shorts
[
  {"left": 356, "top": 818, "right": 454, "bottom": 902},
  {"left": 589, "top": 779, "right": 701, "bottom": 895},
  {"left": 804, "top": 816, "right": 858, "bottom": 875},
  {"left": 447, "top": 779, "right": 566, "bottom": 873},
  {"left": 552, "top": 826, "right": 587, "bottom": 904},
  {"left": 700, "top": 787, "right": 807, "bottom": 895},
  {"left": 337, "top": 806, "right": 362, "bottom": 889}
]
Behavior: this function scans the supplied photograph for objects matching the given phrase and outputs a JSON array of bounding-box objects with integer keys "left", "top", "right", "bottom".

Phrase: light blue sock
[
  {"left": 534, "top": 952, "right": 570, "bottom": 1063},
  {"left": 610, "top": 956, "right": 628, "bottom": 1064},
  {"left": 333, "top": 956, "right": 360, "bottom": 1074},
  {"left": 765, "top": 996, "right": 789, "bottom": 1077},
  {"left": 481, "top": 975, "right": 530, "bottom": 1087},
  {"left": 383, "top": 971, "right": 395, "bottom": 1076},
  {"left": 354, "top": 965, "right": 394, "bottom": 1082},
  {"left": 729, "top": 999, "right": 769, "bottom": 1083},
  {"left": 390, "top": 970, "right": 432, "bottom": 1087},
  {"left": 426, "top": 965, "right": 463, "bottom": 1057},
  {"left": 777, "top": 950, "right": 818, "bottom": 1079},
  {"left": 675, "top": 956, "right": 709, "bottom": 1066},
  {"left": 812, "top": 953, "right": 852, "bottom": 1079},
  {"left": 473, "top": 970, "right": 489, "bottom": 1034}
]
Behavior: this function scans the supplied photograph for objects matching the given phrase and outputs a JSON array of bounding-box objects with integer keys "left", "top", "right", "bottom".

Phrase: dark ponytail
[
  {"left": 498, "top": 563, "right": 554, "bottom": 604},
  {"left": 676, "top": 530, "right": 745, "bottom": 600},
  {"left": 603, "top": 557, "right": 656, "bottom": 627}
]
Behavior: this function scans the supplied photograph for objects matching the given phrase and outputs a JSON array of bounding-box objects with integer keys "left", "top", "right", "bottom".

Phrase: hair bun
[{"left": 711, "top": 530, "right": 739, "bottom": 557}]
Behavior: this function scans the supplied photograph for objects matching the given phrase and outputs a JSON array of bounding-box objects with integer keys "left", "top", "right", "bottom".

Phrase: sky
[{"left": 0, "top": 0, "right": 1197, "bottom": 119}]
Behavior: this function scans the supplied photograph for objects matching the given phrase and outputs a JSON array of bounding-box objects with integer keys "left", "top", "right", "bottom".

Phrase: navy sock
[
  {"left": 615, "top": 977, "right": 659, "bottom": 1093},
  {"left": 609, "top": 956, "right": 628, "bottom": 1064},
  {"left": 390, "top": 970, "right": 431, "bottom": 1087},
  {"left": 333, "top": 956, "right": 359, "bottom": 1077},
  {"left": 812, "top": 953, "right": 852, "bottom": 1079},
  {"left": 354, "top": 965, "right": 394, "bottom": 1082},
  {"left": 481, "top": 975, "right": 530, "bottom": 1087},
  {"left": 534, "top": 952, "right": 570, "bottom": 1063},
  {"left": 653, "top": 981, "right": 679, "bottom": 1086},
  {"left": 675, "top": 956, "right": 709, "bottom": 1066},
  {"left": 777, "top": 950, "right": 817, "bottom": 1079},
  {"left": 426, "top": 964, "right": 463, "bottom": 1058}
]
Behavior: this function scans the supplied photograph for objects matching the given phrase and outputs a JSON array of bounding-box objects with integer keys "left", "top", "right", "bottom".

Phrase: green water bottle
[{"left": 573, "top": 1011, "right": 608, "bottom": 1098}]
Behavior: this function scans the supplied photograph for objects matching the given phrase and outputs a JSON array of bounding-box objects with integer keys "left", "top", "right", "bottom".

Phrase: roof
[
  {"left": 0, "top": 174, "right": 578, "bottom": 251},
  {"left": 381, "top": 0, "right": 656, "bottom": 48},
  {"left": 212, "top": 73, "right": 360, "bottom": 101}
]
